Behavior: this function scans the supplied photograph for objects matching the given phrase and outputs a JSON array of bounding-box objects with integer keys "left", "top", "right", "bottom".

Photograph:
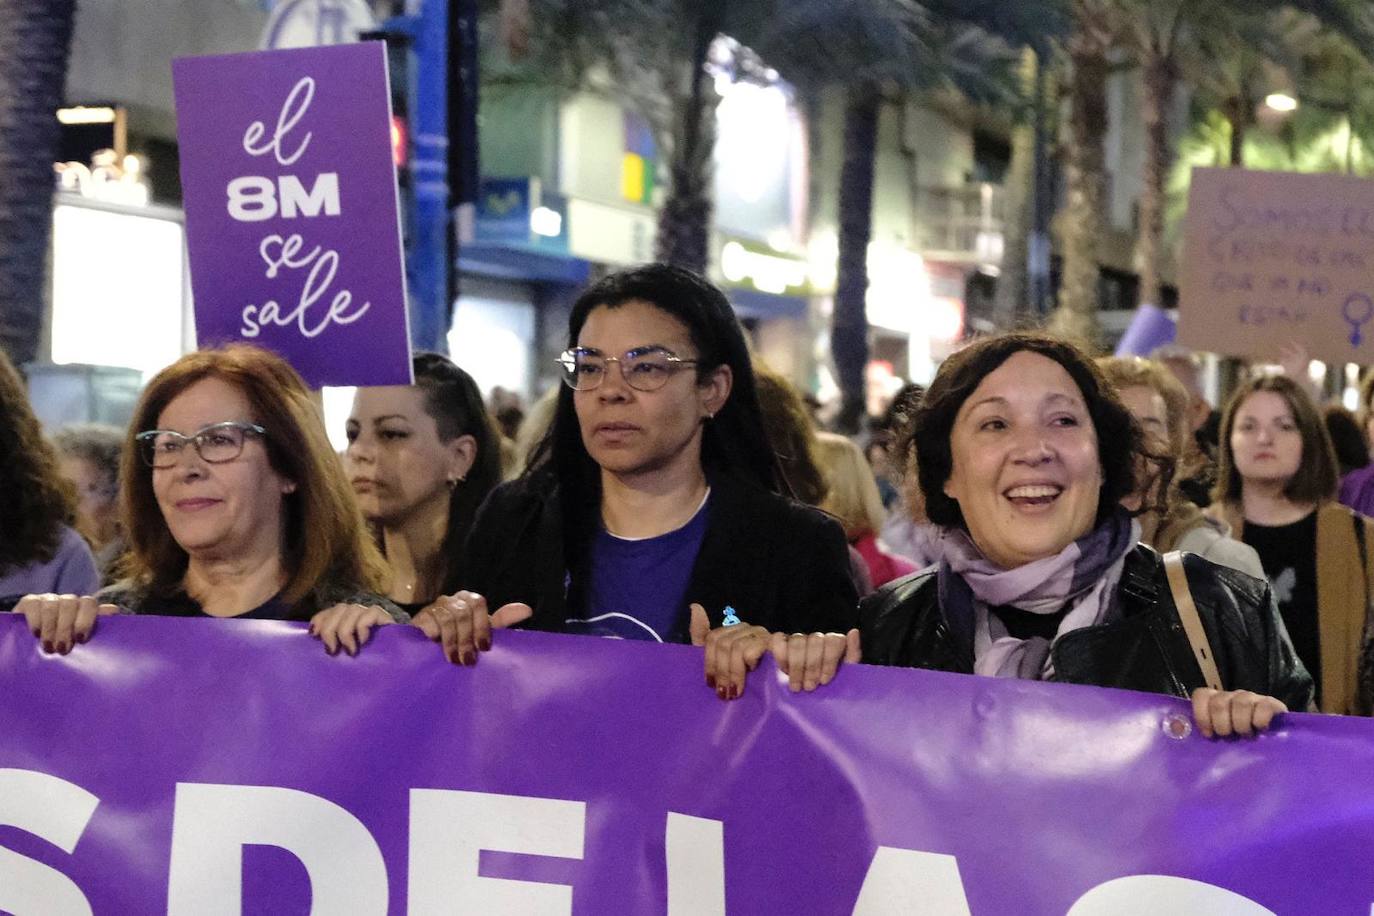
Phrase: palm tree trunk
[
  {"left": 994, "top": 48, "right": 1038, "bottom": 328},
  {"left": 833, "top": 83, "right": 879, "bottom": 434},
  {"left": 1051, "top": 3, "right": 1110, "bottom": 348},
  {"left": 0, "top": 0, "right": 77, "bottom": 364},
  {"left": 1137, "top": 46, "right": 1177, "bottom": 308},
  {"left": 653, "top": 4, "right": 721, "bottom": 274},
  {"left": 1222, "top": 95, "right": 1249, "bottom": 167}
]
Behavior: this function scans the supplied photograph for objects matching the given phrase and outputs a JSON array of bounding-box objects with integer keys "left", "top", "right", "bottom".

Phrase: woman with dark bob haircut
[
  {"left": 404, "top": 264, "right": 859, "bottom": 698},
  {"left": 1208, "top": 373, "right": 1374, "bottom": 715},
  {"left": 861, "top": 332, "right": 1312, "bottom": 737},
  {"left": 13, "top": 345, "right": 403, "bottom": 653}
]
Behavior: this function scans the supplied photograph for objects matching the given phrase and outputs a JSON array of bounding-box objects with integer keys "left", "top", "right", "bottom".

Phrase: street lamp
[{"left": 1264, "top": 92, "right": 1298, "bottom": 113}]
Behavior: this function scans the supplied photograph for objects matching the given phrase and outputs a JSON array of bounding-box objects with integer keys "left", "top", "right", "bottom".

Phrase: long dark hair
[
  {"left": 412, "top": 352, "right": 503, "bottom": 595},
  {"left": 526, "top": 264, "right": 783, "bottom": 526},
  {"left": 0, "top": 350, "right": 76, "bottom": 574}
]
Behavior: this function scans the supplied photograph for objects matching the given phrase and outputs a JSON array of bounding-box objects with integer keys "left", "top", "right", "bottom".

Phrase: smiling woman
[
  {"left": 409, "top": 264, "right": 860, "bottom": 699},
  {"left": 11, "top": 345, "right": 404, "bottom": 655},
  {"left": 860, "top": 333, "right": 1313, "bottom": 738}
]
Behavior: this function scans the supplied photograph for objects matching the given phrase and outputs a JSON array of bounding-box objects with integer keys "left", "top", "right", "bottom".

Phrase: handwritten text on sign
[
  {"left": 1178, "top": 167, "right": 1374, "bottom": 365},
  {"left": 173, "top": 43, "right": 411, "bottom": 387}
]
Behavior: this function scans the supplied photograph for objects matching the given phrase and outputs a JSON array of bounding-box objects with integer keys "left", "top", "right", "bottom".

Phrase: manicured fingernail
[
  {"left": 42, "top": 641, "right": 52, "bottom": 654},
  {"left": 706, "top": 674, "right": 716, "bottom": 690},
  {"left": 716, "top": 686, "right": 727, "bottom": 700},
  {"left": 461, "top": 650, "right": 475, "bottom": 666},
  {"left": 75, "top": 633, "right": 87, "bottom": 644},
  {"left": 729, "top": 685, "right": 739, "bottom": 700},
  {"left": 477, "top": 636, "right": 491, "bottom": 651}
]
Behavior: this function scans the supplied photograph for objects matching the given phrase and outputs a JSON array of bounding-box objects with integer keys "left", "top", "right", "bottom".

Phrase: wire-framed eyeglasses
[
  {"left": 557, "top": 347, "right": 700, "bottom": 392},
  {"left": 135, "top": 421, "right": 267, "bottom": 468}
]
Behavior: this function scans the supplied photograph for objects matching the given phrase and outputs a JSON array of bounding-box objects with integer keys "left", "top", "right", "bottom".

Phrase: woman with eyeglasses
[
  {"left": 12, "top": 345, "right": 403, "bottom": 654},
  {"left": 406, "top": 264, "right": 860, "bottom": 698}
]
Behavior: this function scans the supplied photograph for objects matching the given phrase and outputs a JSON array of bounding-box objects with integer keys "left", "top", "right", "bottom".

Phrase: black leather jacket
[{"left": 860, "top": 544, "right": 1315, "bottom": 711}]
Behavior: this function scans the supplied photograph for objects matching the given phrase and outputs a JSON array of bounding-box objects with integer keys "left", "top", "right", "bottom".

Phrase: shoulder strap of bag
[
  {"left": 1163, "top": 551, "right": 1223, "bottom": 691},
  {"left": 1353, "top": 511, "right": 1372, "bottom": 595}
]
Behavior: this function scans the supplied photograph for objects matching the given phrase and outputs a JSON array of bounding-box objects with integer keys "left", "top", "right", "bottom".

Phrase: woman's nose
[
  {"left": 1010, "top": 428, "right": 1054, "bottom": 464},
  {"left": 597, "top": 363, "right": 632, "bottom": 401}
]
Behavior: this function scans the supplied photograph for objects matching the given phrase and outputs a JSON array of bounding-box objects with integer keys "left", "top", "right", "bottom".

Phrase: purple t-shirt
[
  {"left": 0, "top": 525, "right": 100, "bottom": 600},
  {"left": 567, "top": 496, "right": 711, "bottom": 643},
  {"left": 1339, "top": 464, "right": 1374, "bottom": 518}
]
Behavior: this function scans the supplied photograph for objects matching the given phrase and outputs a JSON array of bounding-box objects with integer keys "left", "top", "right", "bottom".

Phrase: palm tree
[
  {"left": 496, "top": 0, "right": 777, "bottom": 275},
  {"left": 756, "top": 0, "right": 1062, "bottom": 431},
  {"left": 1122, "top": 0, "right": 1374, "bottom": 309},
  {"left": 1049, "top": 0, "right": 1113, "bottom": 348},
  {"left": 0, "top": 0, "right": 78, "bottom": 364}
]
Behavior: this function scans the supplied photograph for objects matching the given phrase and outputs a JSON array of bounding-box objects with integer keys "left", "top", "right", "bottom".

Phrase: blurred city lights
[{"left": 1264, "top": 93, "right": 1298, "bottom": 112}]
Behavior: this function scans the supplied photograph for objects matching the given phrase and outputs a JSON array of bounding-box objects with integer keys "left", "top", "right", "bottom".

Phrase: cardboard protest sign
[
  {"left": 1178, "top": 166, "right": 1374, "bottom": 366},
  {"left": 173, "top": 43, "right": 412, "bottom": 388}
]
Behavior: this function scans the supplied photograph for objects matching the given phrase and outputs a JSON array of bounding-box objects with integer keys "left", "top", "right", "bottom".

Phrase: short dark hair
[
  {"left": 909, "top": 332, "right": 1147, "bottom": 529},
  {"left": 51, "top": 424, "right": 125, "bottom": 492},
  {"left": 528, "top": 263, "right": 783, "bottom": 502},
  {"left": 411, "top": 352, "right": 503, "bottom": 595},
  {"left": 1323, "top": 404, "right": 1369, "bottom": 476},
  {"left": 1215, "top": 374, "right": 1338, "bottom": 505}
]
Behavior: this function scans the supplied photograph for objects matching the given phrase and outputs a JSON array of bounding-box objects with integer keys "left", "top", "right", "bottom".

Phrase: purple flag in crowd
[
  {"left": 173, "top": 43, "right": 412, "bottom": 388},
  {"left": 1, "top": 615, "right": 1371, "bottom": 913}
]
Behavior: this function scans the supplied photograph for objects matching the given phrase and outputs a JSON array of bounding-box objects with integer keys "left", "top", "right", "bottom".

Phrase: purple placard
[
  {"left": 172, "top": 43, "right": 412, "bottom": 388},
  {"left": 1115, "top": 302, "right": 1178, "bottom": 357},
  {"left": 2, "top": 615, "right": 1373, "bottom": 912}
]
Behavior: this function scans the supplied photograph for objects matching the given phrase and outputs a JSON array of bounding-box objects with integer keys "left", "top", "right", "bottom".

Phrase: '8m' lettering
[{"left": 227, "top": 173, "right": 340, "bottom": 222}]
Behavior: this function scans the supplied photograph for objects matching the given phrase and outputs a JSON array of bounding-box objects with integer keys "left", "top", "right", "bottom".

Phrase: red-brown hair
[{"left": 121, "top": 345, "right": 386, "bottom": 608}]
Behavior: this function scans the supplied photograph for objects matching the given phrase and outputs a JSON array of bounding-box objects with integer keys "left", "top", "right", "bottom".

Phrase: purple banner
[
  {"left": 173, "top": 44, "right": 412, "bottom": 388},
  {"left": 2, "top": 615, "right": 1372, "bottom": 913}
]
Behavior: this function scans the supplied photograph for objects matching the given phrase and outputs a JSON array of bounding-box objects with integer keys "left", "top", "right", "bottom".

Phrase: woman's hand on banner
[
  {"left": 411, "top": 591, "right": 532, "bottom": 665},
  {"left": 310, "top": 603, "right": 395, "bottom": 656},
  {"left": 1190, "top": 688, "right": 1287, "bottom": 738},
  {"left": 689, "top": 603, "right": 772, "bottom": 700},
  {"left": 12, "top": 594, "right": 119, "bottom": 654},
  {"left": 771, "top": 630, "right": 862, "bottom": 693}
]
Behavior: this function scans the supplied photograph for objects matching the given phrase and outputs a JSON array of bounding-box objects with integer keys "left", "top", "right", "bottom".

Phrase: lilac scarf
[{"left": 934, "top": 511, "right": 1141, "bottom": 680}]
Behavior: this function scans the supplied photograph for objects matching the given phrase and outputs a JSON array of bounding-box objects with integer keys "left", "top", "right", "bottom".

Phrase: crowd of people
[{"left": 9, "top": 262, "right": 1374, "bottom": 737}]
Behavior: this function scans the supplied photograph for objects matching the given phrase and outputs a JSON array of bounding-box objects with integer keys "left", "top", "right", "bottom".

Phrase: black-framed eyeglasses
[
  {"left": 557, "top": 347, "right": 699, "bottom": 392},
  {"left": 134, "top": 421, "right": 267, "bottom": 468}
]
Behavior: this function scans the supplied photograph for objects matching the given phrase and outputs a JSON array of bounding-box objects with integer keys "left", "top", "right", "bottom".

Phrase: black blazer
[{"left": 459, "top": 468, "right": 858, "bottom": 638}]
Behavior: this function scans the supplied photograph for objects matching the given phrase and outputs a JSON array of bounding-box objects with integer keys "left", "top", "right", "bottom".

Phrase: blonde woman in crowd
[{"left": 815, "top": 431, "right": 917, "bottom": 588}]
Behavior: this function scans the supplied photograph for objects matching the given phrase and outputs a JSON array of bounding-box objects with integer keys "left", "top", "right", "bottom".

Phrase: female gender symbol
[{"left": 1343, "top": 292, "right": 1374, "bottom": 347}]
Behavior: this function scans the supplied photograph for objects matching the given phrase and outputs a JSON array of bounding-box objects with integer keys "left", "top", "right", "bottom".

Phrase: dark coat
[
  {"left": 460, "top": 468, "right": 859, "bottom": 637},
  {"left": 859, "top": 544, "right": 1314, "bottom": 711}
]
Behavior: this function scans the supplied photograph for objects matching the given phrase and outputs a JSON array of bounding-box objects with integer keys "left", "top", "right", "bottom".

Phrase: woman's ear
[
  {"left": 446, "top": 434, "right": 478, "bottom": 482},
  {"left": 700, "top": 364, "right": 733, "bottom": 419}
]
